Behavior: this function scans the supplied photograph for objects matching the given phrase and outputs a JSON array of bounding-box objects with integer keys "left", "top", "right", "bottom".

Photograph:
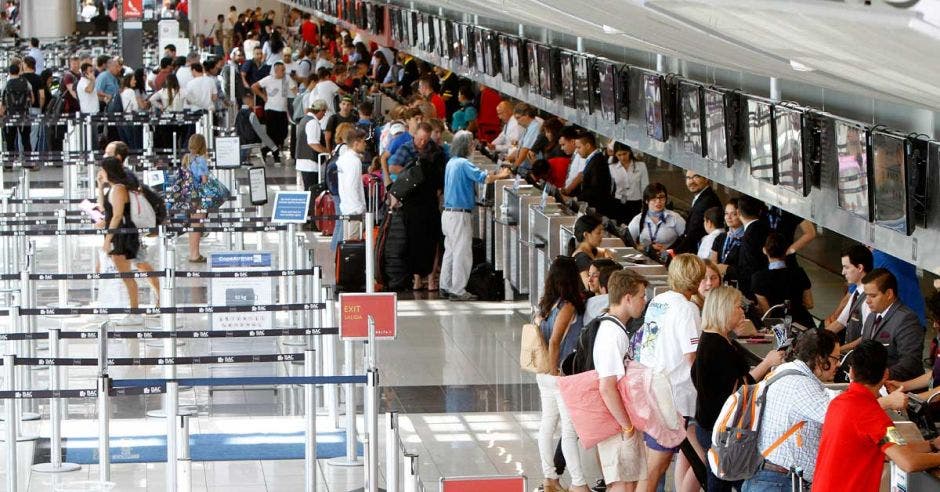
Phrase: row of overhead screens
[{"left": 290, "top": 0, "right": 934, "bottom": 249}]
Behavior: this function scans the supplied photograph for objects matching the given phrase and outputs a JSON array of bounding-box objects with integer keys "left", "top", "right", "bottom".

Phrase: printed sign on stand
[
  {"left": 440, "top": 475, "right": 526, "bottom": 492},
  {"left": 215, "top": 136, "right": 241, "bottom": 168},
  {"left": 208, "top": 252, "right": 274, "bottom": 332},
  {"left": 271, "top": 191, "right": 311, "bottom": 224},
  {"left": 339, "top": 292, "right": 397, "bottom": 340}
]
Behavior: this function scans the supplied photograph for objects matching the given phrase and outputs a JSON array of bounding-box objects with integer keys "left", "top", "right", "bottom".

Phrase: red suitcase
[{"left": 314, "top": 190, "right": 336, "bottom": 236}]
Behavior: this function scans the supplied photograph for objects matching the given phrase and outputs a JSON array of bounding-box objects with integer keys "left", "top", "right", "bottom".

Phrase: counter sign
[{"left": 338, "top": 293, "right": 397, "bottom": 340}]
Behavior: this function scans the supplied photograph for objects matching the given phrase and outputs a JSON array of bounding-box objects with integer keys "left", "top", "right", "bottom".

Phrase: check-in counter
[
  {"left": 505, "top": 185, "right": 543, "bottom": 296},
  {"left": 528, "top": 203, "right": 576, "bottom": 312},
  {"left": 492, "top": 179, "right": 517, "bottom": 272},
  {"left": 472, "top": 156, "right": 501, "bottom": 261}
]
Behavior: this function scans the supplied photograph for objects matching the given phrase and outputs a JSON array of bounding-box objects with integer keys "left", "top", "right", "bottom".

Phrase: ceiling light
[
  {"left": 789, "top": 60, "right": 815, "bottom": 72},
  {"left": 602, "top": 25, "right": 622, "bottom": 35}
]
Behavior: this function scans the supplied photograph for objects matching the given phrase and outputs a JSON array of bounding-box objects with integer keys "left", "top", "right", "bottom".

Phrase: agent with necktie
[{"left": 859, "top": 268, "right": 924, "bottom": 382}]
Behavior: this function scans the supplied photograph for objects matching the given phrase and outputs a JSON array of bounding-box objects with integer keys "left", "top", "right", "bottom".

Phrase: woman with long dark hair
[
  {"left": 149, "top": 73, "right": 184, "bottom": 152},
  {"left": 534, "top": 256, "right": 588, "bottom": 492},
  {"left": 96, "top": 156, "right": 142, "bottom": 325},
  {"left": 627, "top": 182, "right": 686, "bottom": 256},
  {"left": 570, "top": 214, "right": 613, "bottom": 290}
]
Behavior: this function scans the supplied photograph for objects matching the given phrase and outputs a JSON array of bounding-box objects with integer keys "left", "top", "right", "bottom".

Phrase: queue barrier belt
[
  {"left": 6, "top": 301, "right": 323, "bottom": 316},
  {"left": 4, "top": 352, "right": 305, "bottom": 367},
  {"left": 0, "top": 326, "right": 339, "bottom": 341},
  {"left": 0, "top": 267, "right": 320, "bottom": 281}
]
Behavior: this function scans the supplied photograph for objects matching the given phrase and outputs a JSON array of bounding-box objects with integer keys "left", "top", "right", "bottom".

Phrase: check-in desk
[
  {"left": 472, "top": 156, "right": 501, "bottom": 260},
  {"left": 503, "top": 185, "right": 543, "bottom": 296},
  {"left": 492, "top": 179, "right": 517, "bottom": 272},
  {"left": 528, "top": 203, "right": 577, "bottom": 312}
]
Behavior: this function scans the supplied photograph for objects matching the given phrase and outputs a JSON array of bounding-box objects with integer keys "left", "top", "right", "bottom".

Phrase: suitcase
[
  {"left": 376, "top": 210, "right": 410, "bottom": 291},
  {"left": 335, "top": 239, "right": 366, "bottom": 292},
  {"left": 465, "top": 262, "right": 504, "bottom": 301},
  {"left": 314, "top": 190, "right": 335, "bottom": 236}
]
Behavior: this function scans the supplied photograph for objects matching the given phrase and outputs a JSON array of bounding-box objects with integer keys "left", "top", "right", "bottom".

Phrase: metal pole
[
  {"left": 322, "top": 285, "right": 338, "bottom": 426},
  {"left": 32, "top": 328, "right": 81, "bottom": 473},
  {"left": 366, "top": 316, "right": 379, "bottom": 492},
  {"left": 178, "top": 415, "right": 191, "bottom": 492},
  {"left": 365, "top": 212, "right": 374, "bottom": 294},
  {"left": 403, "top": 453, "right": 419, "bottom": 492},
  {"left": 166, "top": 381, "right": 178, "bottom": 492},
  {"left": 278, "top": 227, "right": 290, "bottom": 308},
  {"left": 57, "top": 209, "right": 69, "bottom": 308},
  {"left": 4, "top": 354, "right": 17, "bottom": 492},
  {"left": 386, "top": 412, "right": 400, "bottom": 492},
  {"left": 97, "top": 373, "right": 110, "bottom": 482},
  {"left": 327, "top": 337, "right": 362, "bottom": 466},
  {"left": 304, "top": 348, "right": 317, "bottom": 492}
]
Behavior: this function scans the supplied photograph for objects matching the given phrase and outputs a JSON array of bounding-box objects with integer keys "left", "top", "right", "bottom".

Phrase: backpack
[
  {"left": 127, "top": 189, "right": 157, "bottom": 229},
  {"left": 325, "top": 144, "right": 345, "bottom": 196},
  {"left": 291, "top": 90, "right": 308, "bottom": 123},
  {"left": 139, "top": 184, "right": 168, "bottom": 228},
  {"left": 465, "top": 262, "right": 505, "bottom": 301},
  {"left": 3, "top": 77, "right": 30, "bottom": 115},
  {"left": 106, "top": 91, "right": 123, "bottom": 113},
  {"left": 707, "top": 369, "right": 807, "bottom": 482},
  {"left": 356, "top": 119, "right": 378, "bottom": 163},
  {"left": 561, "top": 314, "right": 628, "bottom": 376}
]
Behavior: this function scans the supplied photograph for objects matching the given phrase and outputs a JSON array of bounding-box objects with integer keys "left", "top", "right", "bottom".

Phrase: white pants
[
  {"left": 440, "top": 210, "right": 473, "bottom": 295},
  {"left": 536, "top": 373, "right": 587, "bottom": 485}
]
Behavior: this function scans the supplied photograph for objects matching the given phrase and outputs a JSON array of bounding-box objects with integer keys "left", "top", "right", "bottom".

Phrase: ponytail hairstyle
[{"left": 637, "top": 182, "right": 668, "bottom": 242}]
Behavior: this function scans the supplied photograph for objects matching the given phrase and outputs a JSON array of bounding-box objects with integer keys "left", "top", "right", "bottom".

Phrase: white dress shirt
[{"left": 609, "top": 160, "right": 649, "bottom": 203}]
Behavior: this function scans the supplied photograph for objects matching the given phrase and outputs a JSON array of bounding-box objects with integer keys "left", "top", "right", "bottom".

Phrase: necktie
[
  {"left": 868, "top": 314, "right": 883, "bottom": 339},
  {"left": 850, "top": 291, "right": 859, "bottom": 310}
]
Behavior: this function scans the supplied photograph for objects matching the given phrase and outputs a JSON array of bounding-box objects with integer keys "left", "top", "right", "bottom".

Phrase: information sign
[{"left": 338, "top": 293, "right": 397, "bottom": 340}]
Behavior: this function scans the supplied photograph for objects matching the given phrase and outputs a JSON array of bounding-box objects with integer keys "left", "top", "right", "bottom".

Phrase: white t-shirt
[
  {"left": 697, "top": 228, "right": 724, "bottom": 260},
  {"left": 337, "top": 147, "right": 366, "bottom": 215},
  {"left": 635, "top": 290, "right": 702, "bottom": 417},
  {"left": 593, "top": 316, "right": 630, "bottom": 379},
  {"left": 175, "top": 66, "right": 193, "bottom": 90},
  {"left": 257, "top": 75, "right": 288, "bottom": 112},
  {"left": 120, "top": 88, "right": 139, "bottom": 112},
  {"left": 296, "top": 118, "right": 322, "bottom": 173},
  {"left": 149, "top": 88, "right": 184, "bottom": 112},
  {"left": 836, "top": 289, "right": 871, "bottom": 327},
  {"left": 312, "top": 79, "right": 340, "bottom": 114},
  {"left": 184, "top": 76, "right": 217, "bottom": 110},
  {"left": 243, "top": 39, "right": 260, "bottom": 58},
  {"left": 77, "top": 77, "right": 99, "bottom": 114}
]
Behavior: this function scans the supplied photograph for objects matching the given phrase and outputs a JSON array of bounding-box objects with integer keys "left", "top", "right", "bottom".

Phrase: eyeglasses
[
  {"left": 650, "top": 194, "right": 667, "bottom": 201},
  {"left": 828, "top": 355, "right": 841, "bottom": 365}
]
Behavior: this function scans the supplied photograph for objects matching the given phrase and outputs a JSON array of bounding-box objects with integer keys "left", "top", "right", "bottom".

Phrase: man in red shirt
[
  {"left": 814, "top": 340, "right": 940, "bottom": 492},
  {"left": 300, "top": 13, "right": 318, "bottom": 48},
  {"left": 418, "top": 75, "right": 446, "bottom": 120}
]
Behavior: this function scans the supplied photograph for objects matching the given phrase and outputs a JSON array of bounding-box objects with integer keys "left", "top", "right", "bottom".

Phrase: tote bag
[{"left": 520, "top": 323, "right": 550, "bottom": 374}]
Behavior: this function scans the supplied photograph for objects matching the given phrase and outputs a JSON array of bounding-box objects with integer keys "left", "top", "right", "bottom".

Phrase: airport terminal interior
[{"left": 2, "top": 0, "right": 940, "bottom": 491}]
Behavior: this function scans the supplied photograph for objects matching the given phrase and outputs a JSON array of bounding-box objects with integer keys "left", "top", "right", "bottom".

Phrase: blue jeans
[
  {"left": 742, "top": 469, "right": 793, "bottom": 492},
  {"left": 330, "top": 196, "right": 343, "bottom": 253}
]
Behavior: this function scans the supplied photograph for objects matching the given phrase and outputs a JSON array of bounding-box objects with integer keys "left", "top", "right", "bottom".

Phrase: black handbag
[{"left": 387, "top": 160, "right": 425, "bottom": 202}]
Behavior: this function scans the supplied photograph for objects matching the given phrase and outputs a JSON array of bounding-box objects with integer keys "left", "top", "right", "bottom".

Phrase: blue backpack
[{"left": 325, "top": 144, "right": 345, "bottom": 196}]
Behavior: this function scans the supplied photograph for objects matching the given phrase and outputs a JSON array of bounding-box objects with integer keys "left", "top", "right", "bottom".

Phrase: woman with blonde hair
[
  {"left": 692, "top": 286, "right": 783, "bottom": 491},
  {"left": 181, "top": 134, "right": 210, "bottom": 262}
]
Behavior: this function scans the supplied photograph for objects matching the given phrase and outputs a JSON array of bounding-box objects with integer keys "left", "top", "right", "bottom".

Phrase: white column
[{"left": 21, "top": 0, "right": 76, "bottom": 38}]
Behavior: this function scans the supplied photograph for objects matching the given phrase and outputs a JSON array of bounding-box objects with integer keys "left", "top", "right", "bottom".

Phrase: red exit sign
[
  {"left": 440, "top": 476, "right": 527, "bottom": 492},
  {"left": 338, "top": 293, "right": 397, "bottom": 340}
]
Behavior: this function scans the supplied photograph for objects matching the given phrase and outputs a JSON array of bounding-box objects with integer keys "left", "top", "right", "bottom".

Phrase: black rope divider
[
  {"left": 0, "top": 385, "right": 166, "bottom": 400},
  {"left": 7, "top": 352, "right": 304, "bottom": 367},
  {"left": 16, "top": 302, "right": 323, "bottom": 316},
  {"left": 113, "top": 375, "right": 368, "bottom": 388},
  {"left": 0, "top": 326, "right": 338, "bottom": 341},
  {"left": 0, "top": 206, "right": 260, "bottom": 218},
  {"left": 0, "top": 210, "right": 84, "bottom": 218},
  {"left": 0, "top": 223, "right": 289, "bottom": 236},
  {"left": 0, "top": 267, "right": 319, "bottom": 281}
]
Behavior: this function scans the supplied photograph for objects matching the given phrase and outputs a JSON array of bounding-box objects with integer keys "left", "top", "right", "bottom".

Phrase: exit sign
[{"left": 338, "top": 293, "right": 397, "bottom": 340}]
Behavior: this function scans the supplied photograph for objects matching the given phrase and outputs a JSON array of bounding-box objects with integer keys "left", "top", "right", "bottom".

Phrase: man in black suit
[
  {"left": 573, "top": 133, "right": 616, "bottom": 219},
  {"left": 673, "top": 171, "right": 721, "bottom": 254},
  {"left": 860, "top": 268, "right": 924, "bottom": 381},
  {"left": 719, "top": 195, "right": 768, "bottom": 299}
]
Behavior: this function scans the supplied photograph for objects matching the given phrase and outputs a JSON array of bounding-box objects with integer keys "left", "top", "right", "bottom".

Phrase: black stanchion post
[
  {"left": 4, "top": 354, "right": 17, "bottom": 492},
  {"left": 304, "top": 347, "right": 317, "bottom": 492},
  {"left": 32, "top": 328, "right": 82, "bottom": 473}
]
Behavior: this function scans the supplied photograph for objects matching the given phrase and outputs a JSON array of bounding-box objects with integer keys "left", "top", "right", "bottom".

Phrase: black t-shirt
[
  {"left": 692, "top": 331, "right": 754, "bottom": 429},
  {"left": 325, "top": 112, "right": 360, "bottom": 136},
  {"left": 573, "top": 250, "right": 595, "bottom": 273},
  {"left": 712, "top": 232, "right": 741, "bottom": 265},
  {"left": 751, "top": 266, "right": 814, "bottom": 328},
  {"left": 21, "top": 72, "right": 42, "bottom": 109}
]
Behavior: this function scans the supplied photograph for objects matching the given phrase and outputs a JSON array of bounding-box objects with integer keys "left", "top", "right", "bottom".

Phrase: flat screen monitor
[
  {"left": 472, "top": 28, "right": 486, "bottom": 73},
  {"left": 444, "top": 21, "right": 455, "bottom": 59},
  {"left": 643, "top": 73, "right": 667, "bottom": 142},
  {"left": 537, "top": 45, "right": 555, "bottom": 99},
  {"left": 560, "top": 51, "right": 575, "bottom": 109},
  {"left": 484, "top": 30, "right": 499, "bottom": 77},
  {"left": 499, "top": 35, "right": 511, "bottom": 83},
  {"left": 747, "top": 99, "right": 775, "bottom": 183},
  {"left": 617, "top": 67, "right": 629, "bottom": 123},
  {"left": 834, "top": 120, "right": 870, "bottom": 220},
  {"left": 372, "top": 5, "right": 384, "bottom": 34},
  {"left": 597, "top": 60, "right": 617, "bottom": 122},
  {"left": 509, "top": 37, "right": 524, "bottom": 87},
  {"left": 432, "top": 17, "right": 444, "bottom": 56},
  {"left": 526, "top": 41, "right": 540, "bottom": 93},
  {"left": 574, "top": 54, "right": 592, "bottom": 114},
  {"left": 409, "top": 11, "right": 419, "bottom": 47},
  {"left": 773, "top": 106, "right": 806, "bottom": 195},
  {"left": 390, "top": 8, "right": 401, "bottom": 42},
  {"left": 704, "top": 89, "right": 729, "bottom": 166},
  {"left": 680, "top": 81, "right": 705, "bottom": 157},
  {"left": 871, "top": 130, "right": 912, "bottom": 234},
  {"left": 421, "top": 14, "right": 432, "bottom": 52},
  {"left": 457, "top": 23, "right": 469, "bottom": 68}
]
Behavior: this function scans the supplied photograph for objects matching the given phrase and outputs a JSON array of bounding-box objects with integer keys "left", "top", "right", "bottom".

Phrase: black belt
[
  {"left": 443, "top": 208, "right": 472, "bottom": 213},
  {"left": 762, "top": 461, "right": 789, "bottom": 474}
]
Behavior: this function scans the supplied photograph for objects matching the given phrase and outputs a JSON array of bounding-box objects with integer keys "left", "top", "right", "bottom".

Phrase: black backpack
[
  {"left": 3, "top": 77, "right": 30, "bottom": 115},
  {"left": 562, "top": 313, "right": 645, "bottom": 375},
  {"left": 139, "top": 184, "right": 168, "bottom": 227},
  {"left": 105, "top": 91, "right": 123, "bottom": 113},
  {"left": 465, "top": 262, "right": 504, "bottom": 301}
]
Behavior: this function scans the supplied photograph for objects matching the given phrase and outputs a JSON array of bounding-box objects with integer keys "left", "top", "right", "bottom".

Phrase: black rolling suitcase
[
  {"left": 376, "top": 209, "right": 410, "bottom": 291},
  {"left": 334, "top": 178, "right": 381, "bottom": 292}
]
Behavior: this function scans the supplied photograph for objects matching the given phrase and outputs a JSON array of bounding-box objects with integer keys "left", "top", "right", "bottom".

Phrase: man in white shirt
[
  {"left": 826, "top": 244, "right": 872, "bottom": 350},
  {"left": 309, "top": 67, "right": 341, "bottom": 115},
  {"left": 337, "top": 129, "right": 368, "bottom": 239},
  {"left": 593, "top": 270, "right": 650, "bottom": 490},
  {"left": 634, "top": 254, "right": 705, "bottom": 492},
  {"left": 175, "top": 52, "right": 199, "bottom": 90},
  {"left": 76, "top": 62, "right": 99, "bottom": 114},
  {"left": 27, "top": 37, "right": 43, "bottom": 73},
  {"left": 252, "top": 61, "right": 290, "bottom": 163},
  {"left": 486, "top": 100, "right": 523, "bottom": 158},
  {"left": 294, "top": 99, "right": 329, "bottom": 191},
  {"left": 183, "top": 63, "right": 217, "bottom": 111},
  {"left": 561, "top": 126, "right": 586, "bottom": 194}
]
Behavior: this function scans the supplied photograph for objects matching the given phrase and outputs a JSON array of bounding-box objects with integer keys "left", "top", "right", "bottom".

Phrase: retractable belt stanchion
[
  {"left": 178, "top": 414, "right": 192, "bottom": 492},
  {"left": 31, "top": 327, "right": 82, "bottom": 473},
  {"left": 403, "top": 454, "right": 420, "bottom": 492},
  {"left": 365, "top": 315, "right": 379, "bottom": 492},
  {"left": 19, "top": 243, "right": 39, "bottom": 424},
  {"left": 386, "top": 412, "right": 400, "bottom": 492},
  {"left": 322, "top": 284, "right": 339, "bottom": 425},
  {"left": 1, "top": 196, "right": 9, "bottom": 290},
  {"left": 166, "top": 381, "right": 179, "bottom": 492},
  {"left": 327, "top": 296, "right": 362, "bottom": 467},
  {"left": 304, "top": 347, "right": 317, "bottom": 492},
  {"left": 151, "top": 232, "right": 194, "bottom": 418},
  {"left": 97, "top": 320, "right": 111, "bottom": 482},
  {"left": 4, "top": 354, "right": 18, "bottom": 492},
  {"left": 285, "top": 231, "right": 306, "bottom": 346},
  {"left": 56, "top": 209, "right": 73, "bottom": 309}
]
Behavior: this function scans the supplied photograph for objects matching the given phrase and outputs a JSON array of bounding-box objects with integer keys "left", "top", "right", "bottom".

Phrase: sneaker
[
  {"left": 113, "top": 314, "right": 144, "bottom": 326},
  {"left": 449, "top": 292, "right": 477, "bottom": 302},
  {"left": 592, "top": 479, "right": 607, "bottom": 491},
  {"left": 438, "top": 289, "right": 450, "bottom": 299}
]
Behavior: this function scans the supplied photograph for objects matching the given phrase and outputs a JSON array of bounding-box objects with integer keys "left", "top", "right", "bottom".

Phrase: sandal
[{"left": 188, "top": 255, "right": 207, "bottom": 263}]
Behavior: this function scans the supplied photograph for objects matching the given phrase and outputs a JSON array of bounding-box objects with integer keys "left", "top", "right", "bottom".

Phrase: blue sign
[
  {"left": 209, "top": 252, "right": 273, "bottom": 269},
  {"left": 271, "top": 191, "right": 311, "bottom": 224}
]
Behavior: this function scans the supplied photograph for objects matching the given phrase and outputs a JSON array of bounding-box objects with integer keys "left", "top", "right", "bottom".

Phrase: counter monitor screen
[
  {"left": 643, "top": 73, "right": 667, "bottom": 142},
  {"left": 560, "top": 52, "right": 576, "bottom": 109},
  {"left": 774, "top": 106, "right": 806, "bottom": 195},
  {"left": 834, "top": 121, "right": 870, "bottom": 220},
  {"left": 597, "top": 60, "right": 617, "bottom": 122},
  {"left": 390, "top": 8, "right": 401, "bottom": 42},
  {"left": 871, "top": 130, "right": 912, "bottom": 234},
  {"left": 526, "top": 41, "right": 540, "bottom": 93},
  {"left": 680, "top": 81, "right": 704, "bottom": 157},
  {"left": 472, "top": 28, "right": 486, "bottom": 73},
  {"left": 617, "top": 67, "right": 630, "bottom": 123},
  {"left": 704, "top": 89, "right": 728, "bottom": 166},
  {"left": 457, "top": 23, "right": 470, "bottom": 68},
  {"left": 498, "top": 35, "right": 511, "bottom": 83},
  {"left": 538, "top": 44, "right": 555, "bottom": 99},
  {"left": 509, "top": 37, "right": 524, "bottom": 87},
  {"left": 433, "top": 17, "right": 445, "bottom": 57},
  {"left": 747, "top": 99, "right": 775, "bottom": 183},
  {"left": 409, "top": 11, "right": 419, "bottom": 47},
  {"left": 484, "top": 30, "right": 499, "bottom": 77},
  {"left": 574, "top": 54, "right": 592, "bottom": 114},
  {"left": 443, "top": 20, "right": 455, "bottom": 59}
]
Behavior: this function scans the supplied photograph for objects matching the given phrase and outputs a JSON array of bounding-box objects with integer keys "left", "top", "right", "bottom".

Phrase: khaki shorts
[{"left": 597, "top": 431, "right": 647, "bottom": 484}]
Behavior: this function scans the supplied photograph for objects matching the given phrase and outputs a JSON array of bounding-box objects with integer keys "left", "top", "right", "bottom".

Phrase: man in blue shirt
[
  {"left": 509, "top": 103, "right": 543, "bottom": 176},
  {"left": 440, "top": 131, "right": 510, "bottom": 301},
  {"left": 94, "top": 58, "right": 121, "bottom": 109}
]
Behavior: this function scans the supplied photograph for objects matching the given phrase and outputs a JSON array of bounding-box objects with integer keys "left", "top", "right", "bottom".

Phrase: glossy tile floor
[{"left": 0, "top": 158, "right": 857, "bottom": 491}]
